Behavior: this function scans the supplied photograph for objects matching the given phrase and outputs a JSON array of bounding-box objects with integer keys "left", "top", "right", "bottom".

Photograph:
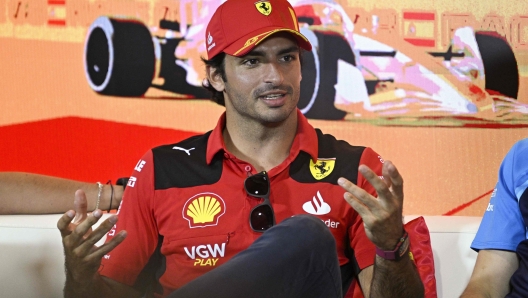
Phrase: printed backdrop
[{"left": 1, "top": 0, "right": 527, "bottom": 216}]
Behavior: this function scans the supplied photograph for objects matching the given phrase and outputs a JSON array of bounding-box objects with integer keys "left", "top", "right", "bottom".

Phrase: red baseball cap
[{"left": 205, "top": 0, "right": 312, "bottom": 59}]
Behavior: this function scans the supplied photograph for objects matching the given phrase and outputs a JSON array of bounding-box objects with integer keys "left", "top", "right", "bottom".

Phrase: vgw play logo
[{"left": 184, "top": 242, "right": 226, "bottom": 266}]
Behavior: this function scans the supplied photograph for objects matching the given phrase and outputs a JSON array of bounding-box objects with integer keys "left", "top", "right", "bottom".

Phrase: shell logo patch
[
  {"left": 255, "top": 1, "right": 272, "bottom": 16},
  {"left": 310, "top": 158, "right": 336, "bottom": 180},
  {"left": 183, "top": 193, "right": 226, "bottom": 228}
]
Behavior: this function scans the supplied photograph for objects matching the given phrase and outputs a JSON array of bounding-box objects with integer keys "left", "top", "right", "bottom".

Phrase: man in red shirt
[{"left": 57, "top": 1, "right": 423, "bottom": 297}]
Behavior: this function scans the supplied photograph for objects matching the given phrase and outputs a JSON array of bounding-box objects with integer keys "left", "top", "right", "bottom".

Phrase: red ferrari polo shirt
[{"left": 100, "top": 109, "right": 382, "bottom": 297}]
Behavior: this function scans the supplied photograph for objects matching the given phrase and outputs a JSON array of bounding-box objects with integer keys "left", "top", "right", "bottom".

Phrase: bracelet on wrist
[
  {"left": 106, "top": 180, "right": 113, "bottom": 212},
  {"left": 95, "top": 182, "right": 103, "bottom": 211},
  {"left": 116, "top": 177, "right": 130, "bottom": 190},
  {"left": 375, "top": 231, "right": 410, "bottom": 261}
]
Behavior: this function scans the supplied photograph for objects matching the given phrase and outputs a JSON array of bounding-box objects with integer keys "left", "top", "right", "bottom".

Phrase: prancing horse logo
[
  {"left": 255, "top": 1, "right": 272, "bottom": 16},
  {"left": 314, "top": 161, "right": 328, "bottom": 174},
  {"left": 309, "top": 158, "right": 336, "bottom": 180}
]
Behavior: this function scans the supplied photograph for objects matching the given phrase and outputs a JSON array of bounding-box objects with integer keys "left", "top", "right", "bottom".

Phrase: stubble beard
[{"left": 226, "top": 84, "right": 300, "bottom": 126}]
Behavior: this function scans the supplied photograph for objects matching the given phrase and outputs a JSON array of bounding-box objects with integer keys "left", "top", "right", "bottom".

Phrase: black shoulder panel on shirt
[
  {"left": 152, "top": 131, "right": 223, "bottom": 189},
  {"left": 289, "top": 129, "right": 365, "bottom": 185}
]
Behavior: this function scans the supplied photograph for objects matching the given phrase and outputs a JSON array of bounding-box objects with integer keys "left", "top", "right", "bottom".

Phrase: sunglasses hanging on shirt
[{"left": 244, "top": 171, "right": 276, "bottom": 232}]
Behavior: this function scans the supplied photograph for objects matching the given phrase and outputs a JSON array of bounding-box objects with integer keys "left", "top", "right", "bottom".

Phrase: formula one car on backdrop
[{"left": 84, "top": 0, "right": 523, "bottom": 122}]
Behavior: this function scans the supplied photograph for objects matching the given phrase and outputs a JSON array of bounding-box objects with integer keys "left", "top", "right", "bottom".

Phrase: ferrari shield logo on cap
[
  {"left": 255, "top": 1, "right": 272, "bottom": 16},
  {"left": 310, "top": 158, "right": 336, "bottom": 180}
]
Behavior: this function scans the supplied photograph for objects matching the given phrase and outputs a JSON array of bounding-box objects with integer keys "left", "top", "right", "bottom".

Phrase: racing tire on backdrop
[
  {"left": 475, "top": 31, "right": 519, "bottom": 99},
  {"left": 84, "top": 16, "right": 155, "bottom": 96},
  {"left": 299, "top": 31, "right": 356, "bottom": 120}
]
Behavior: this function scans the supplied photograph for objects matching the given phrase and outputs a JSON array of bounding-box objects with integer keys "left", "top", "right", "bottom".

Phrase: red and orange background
[{"left": 1, "top": 0, "right": 527, "bottom": 216}]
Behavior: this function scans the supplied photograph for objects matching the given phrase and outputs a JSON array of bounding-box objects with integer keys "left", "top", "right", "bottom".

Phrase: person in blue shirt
[{"left": 462, "top": 138, "right": 528, "bottom": 297}]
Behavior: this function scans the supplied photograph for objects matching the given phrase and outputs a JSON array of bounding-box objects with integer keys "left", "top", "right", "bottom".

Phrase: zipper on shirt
[{"left": 226, "top": 231, "right": 236, "bottom": 244}]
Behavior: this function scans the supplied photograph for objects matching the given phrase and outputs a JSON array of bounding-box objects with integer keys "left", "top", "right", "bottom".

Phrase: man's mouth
[
  {"left": 257, "top": 92, "right": 288, "bottom": 107},
  {"left": 260, "top": 94, "right": 285, "bottom": 100}
]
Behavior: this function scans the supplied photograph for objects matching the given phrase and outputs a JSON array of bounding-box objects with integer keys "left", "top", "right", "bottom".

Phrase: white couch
[{"left": 0, "top": 215, "right": 481, "bottom": 298}]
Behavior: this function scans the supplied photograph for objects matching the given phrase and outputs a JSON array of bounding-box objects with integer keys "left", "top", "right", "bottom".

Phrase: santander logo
[{"left": 302, "top": 191, "right": 331, "bottom": 215}]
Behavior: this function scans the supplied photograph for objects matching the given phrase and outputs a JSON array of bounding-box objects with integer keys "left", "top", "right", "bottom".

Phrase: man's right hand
[{"left": 57, "top": 189, "right": 127, "bottom": 290}]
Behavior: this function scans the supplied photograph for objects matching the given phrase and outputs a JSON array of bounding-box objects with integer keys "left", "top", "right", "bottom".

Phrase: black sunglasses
[{"left": 244, "top": 171, "right": 276, "bottom": 232}]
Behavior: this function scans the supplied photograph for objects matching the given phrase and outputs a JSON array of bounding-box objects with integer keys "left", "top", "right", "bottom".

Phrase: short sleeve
[
  {"left": 472, "top": 139, "right": 528, "bottom": 252},
  {"left": 99, "top": 150, "right": 159, "bottom": 286}
]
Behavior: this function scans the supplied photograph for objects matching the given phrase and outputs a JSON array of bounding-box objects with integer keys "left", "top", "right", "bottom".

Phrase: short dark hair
[
  {"left": 201, "top": 48, "right": 304, "bottom": 106},
  {"left": 201, "top": 53, "right": 227, "bottom": 106}
]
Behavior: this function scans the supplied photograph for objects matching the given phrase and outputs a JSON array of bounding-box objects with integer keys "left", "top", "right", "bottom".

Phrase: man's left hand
[{"left": 338, "top": 160, "right": 404, "bottom": 250}]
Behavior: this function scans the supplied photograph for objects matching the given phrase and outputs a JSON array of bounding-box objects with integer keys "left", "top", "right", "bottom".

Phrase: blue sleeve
[{"left": 471, "top": 138, "right": 528, "bottom": 252}]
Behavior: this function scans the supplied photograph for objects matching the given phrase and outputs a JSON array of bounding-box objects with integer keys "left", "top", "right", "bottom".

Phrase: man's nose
[{"left": 263, "top": 62, "right": 284, "bottom": 86}]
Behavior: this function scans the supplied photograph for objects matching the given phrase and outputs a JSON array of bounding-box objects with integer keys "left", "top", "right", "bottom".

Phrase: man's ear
[{"left": 206, "top": 65, "right": 225, "bottom": 92}]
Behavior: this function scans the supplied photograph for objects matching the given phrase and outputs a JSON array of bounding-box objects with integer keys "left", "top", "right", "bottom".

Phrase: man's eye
[
  {"left": 282, "top": 55, "right": 296, "bottom": 62},
  {"left": 244, "top": 59, "right": 259, "bottom": 66}
]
